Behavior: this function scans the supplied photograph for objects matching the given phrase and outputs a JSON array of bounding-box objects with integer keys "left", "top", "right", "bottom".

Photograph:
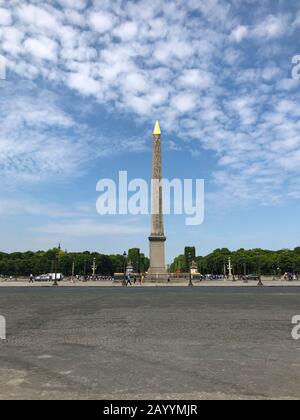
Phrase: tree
[
  {"left": 184, "top": 247, "right": 196, "bottom": 272},
  {"left": 139, "top": 253, "right": 150, "bottom": 273},
  {"left": 2, "top": 246, "right": 300, "bottom": 277},
  {"left": 170, "top": 255, "right": 186, "bottom": 273},
  {"left": 170, "top": 246, "right": 300, "bottom": 276},
  {"left": 128, "top": 248, "right": 141, "bottom": 272},
  {"left": 110, "top": 254, "right": 125, "bottom": 274}
]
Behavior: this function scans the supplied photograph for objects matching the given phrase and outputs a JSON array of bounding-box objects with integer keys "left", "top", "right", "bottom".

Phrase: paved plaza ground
[{"left": 0, "top": 287, "right": 300, "bottom": 399}]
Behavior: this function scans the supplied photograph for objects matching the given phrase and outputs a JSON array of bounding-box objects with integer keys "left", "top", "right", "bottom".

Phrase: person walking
[
  {"left": 126, "top": 274, "right": 132, "bottom": 286},
  {"left": 29, "top": 274, "right": 34, "bottom": 283}
]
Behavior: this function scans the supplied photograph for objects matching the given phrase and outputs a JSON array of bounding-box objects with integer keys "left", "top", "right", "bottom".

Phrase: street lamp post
[
  {"left": 232, "top": 259, "right": 236, "bottom": 282},
  {"left": 227, "top": 257, "right": 233, "bottom": 281},
  {"left": 53, "top": 255, "right": 59, "bottom": 287},
  {"left": 123, "top": 251, "right": 127, "bottom": 287},
  {"left": 83, "top": 257, "right": 87, "bottom": 281},
  {"left": 277, "top": 267, "right": 281, "bottom": 280},
  {"left": 243, "top": 262, "right": 248, "bottom": 283},
  {"left": 257, "top": 254, "right": 263, "bottom": 286},
  {"left": 92, "top": 257, "right": 97, "bottom": 281},
  {"left": 71, "top": 259, "right": 75, "bottom": 283},
  {"left": 188, "top": 252, "right": 193, "bottom": 287}
]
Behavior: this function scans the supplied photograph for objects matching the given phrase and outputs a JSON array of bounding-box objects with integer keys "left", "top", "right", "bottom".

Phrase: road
[{"left": 0, "top": 287, "right": 300, "bottom": 399}]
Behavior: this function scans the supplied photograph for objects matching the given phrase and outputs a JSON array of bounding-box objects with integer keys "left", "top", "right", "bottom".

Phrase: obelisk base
[{"left": 148, "top": 235, "right": 167, "bottom": 277}]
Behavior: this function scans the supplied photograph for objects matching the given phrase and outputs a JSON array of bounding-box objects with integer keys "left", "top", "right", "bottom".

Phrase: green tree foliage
[
  {"left": 139, "top": 253, "right": 150, "bottom": 273},
  {"left": 170, "top": 247, "right": 300, "bottom": 275},
  {"left": 2, "top": 246, "right": 300, "bottom": 277},
  {"left": 127, "top": 248, "right": 150, "bottom": 273},
  {"left": 170, "top": 247, "right": 196, "bottom": 273},
  {"left": 128, "top": 248, "right": 140, "bottom": 272},
  {"left": 169, "top": 254, "right": 186, "bottom": 273},
  {"left": 0, "top": 248, "right": 150, "bottom": 276},
  {"left": 184, "top": 247, "right": 196, "bottom": 271}
]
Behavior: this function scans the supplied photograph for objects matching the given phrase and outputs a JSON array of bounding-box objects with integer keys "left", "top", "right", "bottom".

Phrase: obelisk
[{"left": 148, "top": 120, "right": 167, "bottom": 276}]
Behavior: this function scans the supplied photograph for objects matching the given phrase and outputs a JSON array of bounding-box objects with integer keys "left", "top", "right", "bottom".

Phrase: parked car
[
  {"left": 35, "top": 273, "right": 64, "bottom": 281},
  {"left": 35, "top": 274, "right": 51, "bottom": 281},
  {"left": 244, "top": 274, "right": 260, "bottom": 281}
]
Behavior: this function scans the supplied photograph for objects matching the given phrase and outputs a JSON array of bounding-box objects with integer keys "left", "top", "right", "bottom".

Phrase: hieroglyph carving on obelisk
[{"left": 148, "top": 120, "right": 167, "bottom": 275}]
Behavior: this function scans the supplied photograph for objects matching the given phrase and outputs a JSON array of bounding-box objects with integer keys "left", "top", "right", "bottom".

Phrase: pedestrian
[
  {"left": 29, "top": 274, "right": 34, "bottom": 283},
  {"left": 126, "top": 275, "right": 132, "bottom": 286}
]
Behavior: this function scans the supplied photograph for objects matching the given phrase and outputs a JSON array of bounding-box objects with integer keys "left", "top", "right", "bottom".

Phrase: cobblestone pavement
[{"left": 0, "top": 287, "right": 300, "bottom": 399}]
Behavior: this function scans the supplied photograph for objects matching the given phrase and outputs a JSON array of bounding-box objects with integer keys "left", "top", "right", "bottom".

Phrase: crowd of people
[
  {"left": 1, "top": 272, "right": 299, "bottom": 284},
  {"left": 59, "top": 274, "right": 145, "bottom": 285},
  {"left": 78, "top": 275, "right": 114, "bottom": 282},
  {"left": 283, "top": 272, "right": 299, "bottom": 281}
]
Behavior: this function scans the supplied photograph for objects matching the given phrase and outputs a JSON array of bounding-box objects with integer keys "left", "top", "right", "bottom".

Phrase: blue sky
[{"left": 0, "top": 0, "right": 300, "bottom": 262}]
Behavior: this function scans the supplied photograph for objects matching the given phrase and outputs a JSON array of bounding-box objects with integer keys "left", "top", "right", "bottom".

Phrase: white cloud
[
  {"left": 113, "top": 21, "right": 138, "bottom": 41},
  {"left": 35, "top": 220, "right": 147, "bottom": 237},
  {"left": 67, "top": 72, "right": 101, "bottom": 96},
  {"left": 178, "top": 69, "right": 213, "bottom": 89},
  {"left": 231, "top": 15, "right": 287, "bottom": 43},
  {"left": 276, "top": 99, "right": 300, "bottom": 116},
  {"left": 1, "top": 27, "right": 24, "bottom": 55},
  {"left": 147, "top": 87, "right": 169, "bottom": 106},
  {"left": 276, "top": 78, "right": 298, "bottom": 91},
  {"left": 252, "top": 14, "right": 285, "bottom": 39},
  {"left": 0, "top": 197, "right": 90, "bottom": 218},
  {"left": 60, "top": 46, "right": 97, "bottom": 61},
  {"left": 24, "top": 37, "right": 58, "bottom": 61},
  {"left": 154, "top": 40, "right": 194, "bottom": 63},
  {"left": 0, "top": 80, "right": 148, "bottom": 185},
  {"left": 0, "top": 0, "right": 300, "bottom": 208},
  {"left": 0, "top": 8, "right": 12, "bottom": 26},
  {"left": 230, "top": 25, "right": 248, "bottom": 42},
  {"left": 88, "top": 10, "right": 116, "bottom": 33},
  {"left": 0, "top": 90, "right": 84, "bottom": 183},
  {"left": 57, "top": 0, "right": 87, "bottom": 10},
  {"left": 261, "top": 66, "right": 281, "bottom": 81},
  {"left": 123, "top": 72, "right": 148, "bottom": 93},
  {"left": 227, "top": 96, "right": 257, "bottom": 125},
  {"left": 16, "top": 4, "right": 61, "bottom": 32},
  {"left": 63, "top": 9, "right": 86, "bottom": 26},
  {"left": 126, "top": 95, "right": 152, "bottom": 116},
  {"left": 171, "top": 93, "right": 197, "bottom": 113}
]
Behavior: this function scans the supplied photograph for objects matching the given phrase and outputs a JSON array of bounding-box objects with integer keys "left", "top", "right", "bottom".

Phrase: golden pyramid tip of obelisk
[{"left": 153, "top": 120, "right": 161, "bottom": 135}]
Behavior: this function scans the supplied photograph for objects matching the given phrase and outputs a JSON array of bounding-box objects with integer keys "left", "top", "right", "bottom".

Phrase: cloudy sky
[{"left": 0, "top": 0, "right": 300, "bottom": 260}]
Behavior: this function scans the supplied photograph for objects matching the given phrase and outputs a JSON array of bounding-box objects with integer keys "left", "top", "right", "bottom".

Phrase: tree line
[
  {"left": 2, "top": 246, "right": 300, "bottom": 277},
  {"left": 170, "top": 247, "right": 300, "bottom": 276},
  {"left": 0, "top": 248, "right": 150, "bottom": 277}
]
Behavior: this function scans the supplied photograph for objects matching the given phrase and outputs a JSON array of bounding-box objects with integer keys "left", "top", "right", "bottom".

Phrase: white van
[
  {"left": 35, "top": 273, "right": 64, "bottom": 281},
  {"left": 49, "top": 273, "right": 64, "bottom": 281}
]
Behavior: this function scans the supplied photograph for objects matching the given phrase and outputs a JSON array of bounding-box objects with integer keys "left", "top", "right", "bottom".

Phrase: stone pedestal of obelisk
[{"left": 148, "top": 120, "right": 167, "bottom": 277}]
